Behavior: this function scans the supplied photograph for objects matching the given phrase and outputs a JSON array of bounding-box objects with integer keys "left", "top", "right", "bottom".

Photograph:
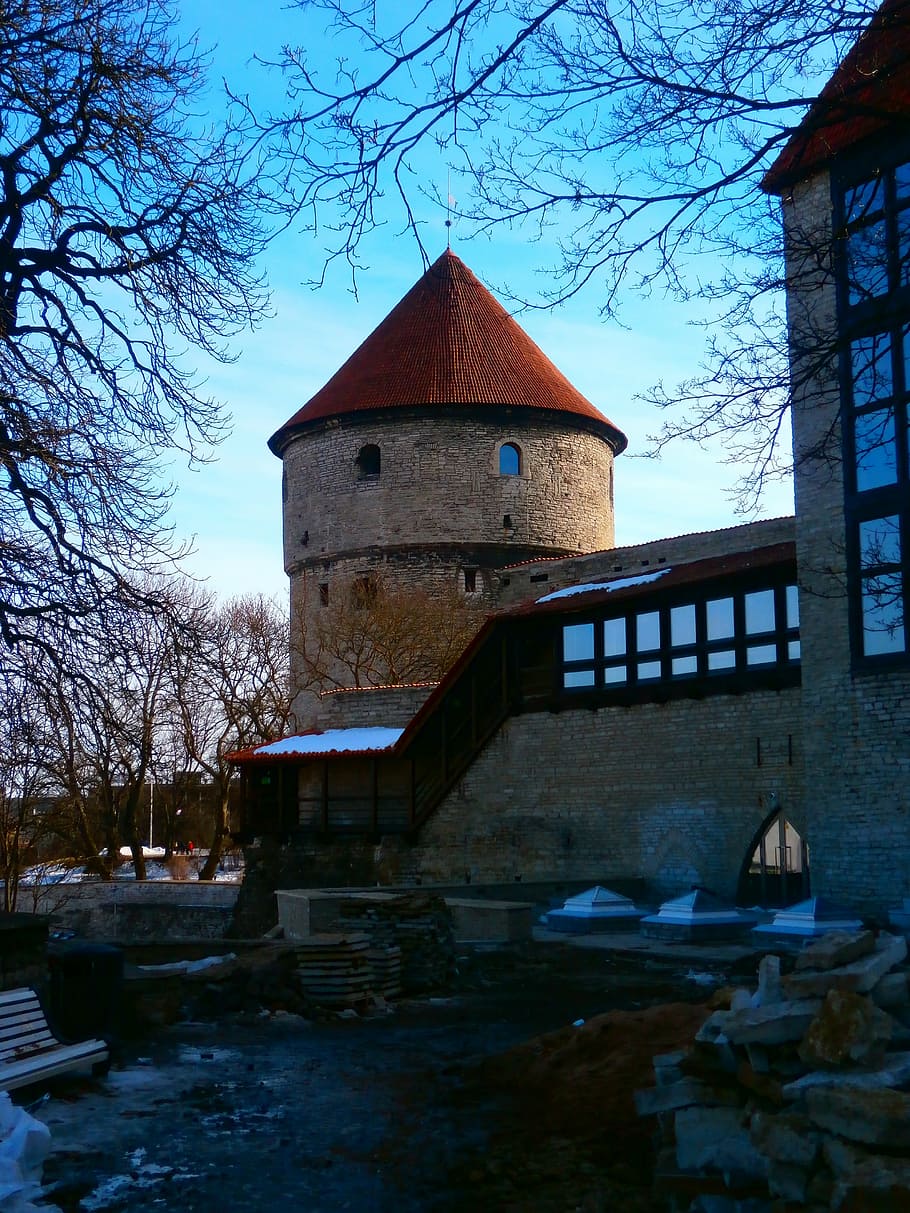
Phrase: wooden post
[
  {"left": 321, "top": 761, "right": 329, "bottom": 833},
  {"left": 371, "top": 758, "right": 379, "bottom": 834}
]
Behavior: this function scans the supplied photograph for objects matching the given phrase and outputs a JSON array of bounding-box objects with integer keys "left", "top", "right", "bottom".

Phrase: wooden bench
[{"left": 0, "top": 987, "right": 109, "bottom": 1091}]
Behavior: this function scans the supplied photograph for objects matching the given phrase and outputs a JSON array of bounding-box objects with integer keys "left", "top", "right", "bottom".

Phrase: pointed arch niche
[{"left": 736, "top": 808, "right": 810, "bottom": 909}]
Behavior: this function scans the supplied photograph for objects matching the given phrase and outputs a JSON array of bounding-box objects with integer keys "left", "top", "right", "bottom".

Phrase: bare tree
[
  {"left": 0, "top": 0, "right": 267, "bottom": 653},
  {"left": 174, "top": 593, "right": 293, "bottom": 879},
  {"left": 266, "top": 0, "right": 907, "bottom": 504},
  {"left": 294, "top": 573, "right": 483, "bottom": 692}
]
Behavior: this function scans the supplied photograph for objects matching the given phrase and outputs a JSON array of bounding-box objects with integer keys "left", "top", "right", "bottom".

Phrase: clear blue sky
[{"left": 168, "top": 0, "right": 795, "bottom": 604}]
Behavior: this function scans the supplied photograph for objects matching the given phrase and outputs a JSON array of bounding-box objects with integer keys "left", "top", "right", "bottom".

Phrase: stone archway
[{"left": 736, "top": 808, "right": 810, "bottom": 909}]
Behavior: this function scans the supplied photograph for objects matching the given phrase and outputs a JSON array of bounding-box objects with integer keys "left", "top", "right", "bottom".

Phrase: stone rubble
[{"left": 635, "top": 930, "right": 910, "bottom": 1211}]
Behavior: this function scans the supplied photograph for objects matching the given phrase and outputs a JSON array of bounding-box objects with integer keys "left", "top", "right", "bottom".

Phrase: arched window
[
  {"left": 499, "top": 442, "right": 521, "bottom": 476},
  {"left": 355, "top": 444, "right": 381, "bottom": 480}
]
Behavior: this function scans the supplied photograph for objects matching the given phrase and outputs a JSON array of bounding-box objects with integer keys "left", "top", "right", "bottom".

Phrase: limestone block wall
[
  {"left": 402, "top": 688, "right": 804, "bottom": 901},
  {"left": 315, "top": 684, "right": 437, "bottom": 730},
  {"left": 281, "top": 410, "right": 617, "bottom": 579},
  {"left": 783, "top": 172, "right": 910, "bottom": 910},
  {"left": 494, "top": 517, "right": 796, "bottom": 608}
]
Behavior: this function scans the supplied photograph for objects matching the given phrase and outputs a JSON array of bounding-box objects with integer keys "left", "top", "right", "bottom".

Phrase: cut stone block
[
  {"left": 634, "top": 1078, "right": 741, "bottom": 1116},
  {"left": 831, "top": 1155, "right": 910, "bottom": 1211},
  {"left": 750, "top": 1110, "right": 819, "bottom": 1168},
  {"left": 799, "top": 988, "right": 893, "bottom": 1068},
  {"left": 706, "top": 999, "right": 822, "bottom": 1047},
  {"left": 674, "top": 1105, "right": 766, "bottom": 1181},
  {"left": 806, "top": 1086, "right": 910, "bottom": 1148},
  {"left": 794, "top": 929, "right": 874, "bottom": 972},
  {"left": 781, "top": 933, "right": 908, "bottom": 1000},
  {"left": 870, "top": 970, "right": 910, "bottom": 1010},
  {"left": 782, "top": 1051, "right": 910, "bottom": 1098},
  {"left": 755, "top": 954, "right": 782, "bottom": 1006}
]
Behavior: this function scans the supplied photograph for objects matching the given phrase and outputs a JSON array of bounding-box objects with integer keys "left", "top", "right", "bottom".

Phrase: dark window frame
[
  {"left": 558, "top": 572, "right": 800, "bottom": 704},
  {"left": 834, "top": 146, "right": 910, "bottom": 669},
  {"left": 355, "top": 443, "right": 381, "bottom": 481}
]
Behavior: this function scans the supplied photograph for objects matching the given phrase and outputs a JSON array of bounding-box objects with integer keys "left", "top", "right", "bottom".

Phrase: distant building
[{"left": 231, "top": 0, "right": 909, "bottom": 914}]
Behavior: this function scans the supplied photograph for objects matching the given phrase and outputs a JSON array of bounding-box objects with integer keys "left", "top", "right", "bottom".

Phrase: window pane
[
  {"left": 636, "top": 611, "right": 661, "bottom": 652},
  {"left": 851, "top": 332, "right": 892, "bottom": 406},
  {"left": 670, "top": 604, "right": 696, "bottom": 647},
  {"left": 499, "top": 444, "right": 520, "bottom": 475},
  {"left": 786, "top": 585, "right": 799, "bottom": 629},
  {"left": 788, "top": 640, "right": 801, "bottom": 661},
  {"left": 860, "top": 515, "right": 901, "bottom": 569},
  {"left": 862, "top": 574, "right": 906, "bottom": 655},
  {"left": 747, "top": 644, "right": 778, "bottom": 666},
  {"left": 855, "top": 408, "right": 897, "bottom": 490},
  {"left": 706, "top": 598, "right": 734, "bottom": 640},
  {"left": 564, "top": 669, "right": 596, "bottom": 689},
  {"left": 672, "top": 655, "right": 698, "bottom": 676},
  {"left": 845, "top": 176, "right": 883, "bottom": 224},
  {"left": 563, "top": 623, "right": 595, "bottom": 662},
  {"left": 896, "top": 162, "right": 910, "bottom": 201},
  {"left": 900, "top": 207, "right": 910, "bottom": 287},
  {"left": 603, "top": 617, "right": 626, "bottom": 657},
  {"left": 745, "top": 590, "right": 775, "bottom": 634},
  {"left": 604, "top": 664, "right": 627, "bottom": 685},
  {"left": 847, "top": 220, "right": 889, "bottom": 304},
  {"left": 708, "top": 650, "right": 736, "bottom": 671},
  {"left": 637, "top": 660, "right": 661, "bottom": 681}
]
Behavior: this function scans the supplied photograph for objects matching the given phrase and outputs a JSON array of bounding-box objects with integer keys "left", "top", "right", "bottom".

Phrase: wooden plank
[{"left": 0, "top": 987, "right": 109, "bottom": 1093}]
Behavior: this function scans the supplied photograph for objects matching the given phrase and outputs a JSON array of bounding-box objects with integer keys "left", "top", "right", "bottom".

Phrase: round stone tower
[{"left": 269, "top": 250, "right": 627, "bottom": 717}]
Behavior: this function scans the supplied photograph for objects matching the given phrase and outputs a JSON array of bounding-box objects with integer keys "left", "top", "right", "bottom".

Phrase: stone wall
[
  {"left": 494, "top": 516, "right": 796, "bottom": 609},
  {"left": 784, "top": 172, "right": 910, "bottom": 912},
  {"left": 403, "top": 687, "right": 804, "bottom": 901},
  {"left": 315, "top": 684, "right": 437, "bottom": 730},
  {"left": 31, "top": 881, "right": 240, "bottom": 941}
]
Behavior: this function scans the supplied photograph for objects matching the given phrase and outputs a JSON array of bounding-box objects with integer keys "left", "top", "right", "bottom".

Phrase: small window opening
[
  {"left": 530, "top": 572, "right": 549, "bottom": 584},
  {"left": 355, "top": 444, "right": 381, "bottom": 480},
  {"left": 499, "top": 443, "right": 521, "bottom": 476},
  {"left": 503, "top": 513, "right": 513, "bottom": 530},
  {"left": 463, "top": 569, "right": 477, "bottom": 593},
  {"left": 318, "top": 583, "right": 329, "bottom": 606}
]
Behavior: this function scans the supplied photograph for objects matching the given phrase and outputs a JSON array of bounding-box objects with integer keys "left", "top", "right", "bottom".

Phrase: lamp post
[{"left": 148, "top": 772, "right": 155, "bottom": 851}]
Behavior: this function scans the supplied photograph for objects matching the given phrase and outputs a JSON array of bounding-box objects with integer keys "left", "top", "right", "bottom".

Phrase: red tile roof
[
  {"left": 763, "top": 0, "right": 910, "bottom": 193},
  {"left": 269, "top": 250, "right": 627, "bottom": 454}
]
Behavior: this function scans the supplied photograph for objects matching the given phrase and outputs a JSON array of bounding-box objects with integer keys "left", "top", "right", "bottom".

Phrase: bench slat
[{"left": 0, "top": 987, "right": 109, "bottom": 1092}]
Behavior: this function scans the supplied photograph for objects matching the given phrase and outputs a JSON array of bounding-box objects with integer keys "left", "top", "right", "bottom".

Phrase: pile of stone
[
  {"left": 294, "top": 933, "right": 374, "bottom": 1008},
  {"left": 337, "top": 892, "right": 455, "bottom": 994},
  {"left": 635, "top": 929, "right": 910, "bottom": 1211}
]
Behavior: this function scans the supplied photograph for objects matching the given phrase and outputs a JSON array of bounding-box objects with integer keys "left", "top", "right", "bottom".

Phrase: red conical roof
[
  {"left": 269, "top": 250, "right": 626, "bottom": 453},
  {"left": 763, "top": 0, "right": 910, "bottom": 193}
]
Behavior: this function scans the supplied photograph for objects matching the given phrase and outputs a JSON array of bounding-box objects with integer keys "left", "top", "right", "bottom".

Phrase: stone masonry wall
[
  {"left": 494, "top": 516, "right": 796, "bottom": 608},
  {"left": 281, "top": 411, "right": 616, "bottom": 579},
  {"left": 401, "top": 687, "right": 804, "bottom": 901},
  {"left": 784, "top": 172, "right": 910, "bottom": 912},
  {"left": 315, "top": 684, "right": 437, "bottom": 730}
]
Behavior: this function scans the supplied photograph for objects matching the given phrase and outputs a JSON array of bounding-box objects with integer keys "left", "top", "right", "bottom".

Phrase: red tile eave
[
  {"left": 226, "top": 733, "right": 401, "bottom": 767},
  {"left": 763, "top": 0, "right": 910, "bottom": 193},
  {"left": 268, "top": 250, "right": 628, "bottom": 454}
]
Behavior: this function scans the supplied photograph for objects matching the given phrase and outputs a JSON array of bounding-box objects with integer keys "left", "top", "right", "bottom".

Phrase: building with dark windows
[{"left": 231, "top": 0, "right": 909, "bottom": 916}]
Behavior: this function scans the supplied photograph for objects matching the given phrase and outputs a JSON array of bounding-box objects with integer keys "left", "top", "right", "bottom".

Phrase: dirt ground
[{"left": 29, "top": 940, "right": 747, "bottom": 1212}]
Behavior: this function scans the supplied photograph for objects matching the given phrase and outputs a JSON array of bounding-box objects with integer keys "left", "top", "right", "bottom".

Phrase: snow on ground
[
  {"left": 138, "top": 954, "right": 237, "bottom": 976},
  {"left": 0, "top": 1092, "right": 58, "bottom": 1213}
]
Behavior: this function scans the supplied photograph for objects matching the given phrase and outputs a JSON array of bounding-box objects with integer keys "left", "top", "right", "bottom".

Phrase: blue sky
[{"left": 168, "top": 1, "right": 796, "bottom": 603}]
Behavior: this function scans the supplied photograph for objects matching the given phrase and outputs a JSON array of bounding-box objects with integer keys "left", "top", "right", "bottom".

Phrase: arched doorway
[{"left": 736, "top": 809, "right": 810, "bottom": 908}]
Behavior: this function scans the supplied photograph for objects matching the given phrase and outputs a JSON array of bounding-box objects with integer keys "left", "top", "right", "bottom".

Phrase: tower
[{"left": 269, "top": 250, "right": 627, "bottom": 721}]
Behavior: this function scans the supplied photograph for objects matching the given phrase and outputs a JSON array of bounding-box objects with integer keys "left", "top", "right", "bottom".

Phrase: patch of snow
[
  {"left": 536, "top": 568, "right": 671, "bottom": 602},
  {"left": 138, "top": 954, "right": 236, "bottom": 977},
  {"left": 685, "top": 969, "right": 721, "bottom": 986},
  {"left": 253, "top": 727, "right": 404, "bottom": 756},
  {"left": 0, "top": 1091, "right": 57, "bottom": 1212}
]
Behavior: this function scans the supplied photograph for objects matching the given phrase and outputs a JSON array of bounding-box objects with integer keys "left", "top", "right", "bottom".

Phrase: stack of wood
[
  {"left": 337, "top": 892, "right": 456, "bottom": 994},
  {"left": 635, "top": 929, "right": 910, "bottom": 1210},
  {"left": 367, "top": 944, "right": 402, "bottom": 999},
  {"left": 294, "top": 933, "right": 373, "bottom": 1008}
]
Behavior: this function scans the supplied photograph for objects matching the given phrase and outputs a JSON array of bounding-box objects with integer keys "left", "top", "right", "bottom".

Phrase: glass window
[
  {"left": 603, "top": 617, "right": 626, "bottom": 657},
  {"left": 788, "top": 640, "right": 801, "bottom": 661},
  {"left": 855, "top": 409, "right": 898, "bottom": 490},
  {"left": 563, "top": 623, "right": 594, "bottom": 663},
  {"left": 708, "top": 650, "right": 736, "bottom": 671},
  {"left": 636, "top": 611, "right": 661, "bottom": 651},
  {"left": 860, "top": 515, "right": 902, "bottom": 569},
  {"left": 847, "top": 221, "right": 889, "bottom": 304},
  {"left": 604, "top": 665, "right": 627, "bottom": 685},
  {"left": 637, "top": 660, "right": 661, "bottom": 681},
  {"left": 747, "top": 644, "right": 778, "bottom": 666},
  {"left": 899, "top": 208, "right": 910, "bottom": 286},
  {"left": 706, "top": 597, "right": 734, "bottom": 640},
  {"left": 851, "top": 332, "right": 892, "bottom": 406},
  {"left": 862, "top": 575, "right": 905, "bottom": 656},
  {"left": 564, "top": 669, "right": 596, "bottom": 688},
  {"left": 670, "top": 604, "right": 696, "bottom": 647},
  {"left": 499, "top": 443, "right": 521, "bottom": 476},
  {"left": 786, "top": 584, "right": 799, "bottom": 629},
  {"left": 672, "top": 655, "right": 698, "bottom": 677},
  {"left": 745, "top": 590, "right": 775, "bottom": 634},
  {"left": 845, "top": 176, "right": 884, "bottom": 224}
]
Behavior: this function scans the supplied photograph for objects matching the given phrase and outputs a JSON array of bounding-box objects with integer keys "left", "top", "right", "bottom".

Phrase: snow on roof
[
  {"left": 250, "top": 727, "right": 404, "bottom": 758},
  {"left": 536, "top": 569, "right": 671, "bottom": 603}
]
